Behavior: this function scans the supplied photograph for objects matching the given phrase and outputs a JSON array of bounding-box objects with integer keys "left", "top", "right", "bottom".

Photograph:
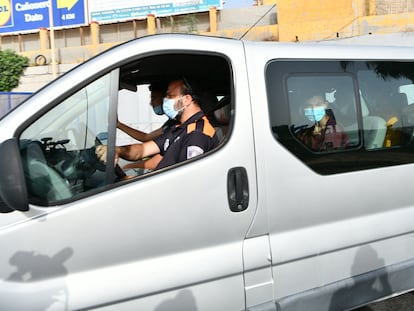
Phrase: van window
[
  {"left": 20, "top": 73, "right": 112, "bottom": 204},
  {"left": 399, "top": 84, "right": 414, "bottom": 105},
  {"left": 266, "top": 60, "right": 414, "bottom": 174},
  {"left": 286, "top": 74, "right": 358, "bottom": 151},
  {"left": 116, "top": 53, "right": 232, "bottom": 177},
  {"left": 18, "top": 53, "right": 232, "bottom": 206}
]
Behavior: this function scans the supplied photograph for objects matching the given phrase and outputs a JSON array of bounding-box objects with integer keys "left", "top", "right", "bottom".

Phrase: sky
[{"left": 222, "top": 0, "right": 254, "bottom": 9}]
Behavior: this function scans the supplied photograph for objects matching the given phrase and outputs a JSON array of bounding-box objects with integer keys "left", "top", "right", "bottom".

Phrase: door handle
[{"left": 227, "top": 167, "right": 249, "bottom": 212}]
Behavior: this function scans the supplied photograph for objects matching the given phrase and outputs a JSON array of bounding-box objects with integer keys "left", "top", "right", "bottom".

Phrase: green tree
[{"left": 0, "top": 49, "right": 29, "bottom": 91}]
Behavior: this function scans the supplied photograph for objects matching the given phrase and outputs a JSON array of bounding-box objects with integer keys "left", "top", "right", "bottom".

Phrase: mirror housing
[{"left": 0, "top": 138, "right": 29, "bottom": 212}]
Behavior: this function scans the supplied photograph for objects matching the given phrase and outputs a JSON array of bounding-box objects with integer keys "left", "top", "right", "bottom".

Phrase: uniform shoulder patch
[
  {"left": 187, "top": 145, "right": 204, "bottom": 159},
  {"left": 186, "top": 116, "right": 215, "bottom": 138}
]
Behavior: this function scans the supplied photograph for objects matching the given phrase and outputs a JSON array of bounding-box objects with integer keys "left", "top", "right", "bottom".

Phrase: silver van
[{"left": 1, "top": 34, "right": 414, "bottom": 310}]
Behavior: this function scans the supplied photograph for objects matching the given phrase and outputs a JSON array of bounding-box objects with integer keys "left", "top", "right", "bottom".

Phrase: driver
[{"left": 96, "top": 78, "right": 218, "bottom": 171}]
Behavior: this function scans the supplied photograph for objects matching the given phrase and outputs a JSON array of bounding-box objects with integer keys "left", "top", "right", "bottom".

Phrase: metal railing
[{"left": 0, "top": 92, "right": 32, "bottom": 118}]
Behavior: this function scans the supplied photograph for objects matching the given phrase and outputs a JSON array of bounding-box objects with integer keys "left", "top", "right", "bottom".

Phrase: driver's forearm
[{"left": 117, "top": 144, "right": 143, "bottom": 161}]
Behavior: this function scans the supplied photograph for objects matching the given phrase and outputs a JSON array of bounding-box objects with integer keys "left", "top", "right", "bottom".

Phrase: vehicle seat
[
  {"left": 21, "top": 140, "right": 72, "bottom": 202},
  {"left": 342, "top": 93, "right": 386, "bottom": 150},
  {"left": 382, "top": 93, "right": 411, "bottom": 147},
  {"left": 362, "top": 116, "right": 387, "bottom": 149},
  {"left": 199, "top": 91, "right": 230, "bottom": 143}
]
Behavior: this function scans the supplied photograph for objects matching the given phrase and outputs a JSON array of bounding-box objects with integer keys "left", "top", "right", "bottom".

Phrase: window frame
[{"left": 17, "top": 51, "right": 234, "bottom": 206}]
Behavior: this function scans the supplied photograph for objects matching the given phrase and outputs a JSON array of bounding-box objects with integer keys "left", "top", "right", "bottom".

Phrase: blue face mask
[
  {"left": 304, "top": 106, "right": 326, "bottom": 122},
  {"left": 163, "top": 97, "right": 182, "bottom": 119},
  {"left": 153, "top": 105, "right": 164, "bottom": 116}
]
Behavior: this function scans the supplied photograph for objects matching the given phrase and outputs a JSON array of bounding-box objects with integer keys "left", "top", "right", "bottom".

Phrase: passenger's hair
[
  {"left": 306, "top": 95, "right": 325, "bottom": 106},
  {"left": 148, "top": 81, "right": 168, "bottom": 94}
]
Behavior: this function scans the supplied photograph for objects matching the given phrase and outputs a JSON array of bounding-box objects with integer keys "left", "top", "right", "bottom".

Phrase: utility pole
[{"left": 48, "top": 0, "right": 57, "bottom": 79}]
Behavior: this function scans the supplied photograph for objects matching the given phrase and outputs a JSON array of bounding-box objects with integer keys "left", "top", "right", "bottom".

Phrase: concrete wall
[
  {"left": 277, "top": 0, "right": 359, "bottom": 41},
  {"left": 1, "top": 5, "right": 278, "bottom": 67},
  {"left": 9, "top": 0, "right": 414, "bottom": 92},
  {"left": 360, "top": 11, "right": 414, "bottom": 34},
  {"left": 277, "top": 0, "right": 414, "bottom": 42},
  {"left": 5, "top": 1, "right": 414, "bottom": 65}
]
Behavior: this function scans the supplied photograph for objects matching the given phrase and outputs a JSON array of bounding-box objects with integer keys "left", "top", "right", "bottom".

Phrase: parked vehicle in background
[{"left": 1, "top": 34, "right": 414, "bottom": 310}]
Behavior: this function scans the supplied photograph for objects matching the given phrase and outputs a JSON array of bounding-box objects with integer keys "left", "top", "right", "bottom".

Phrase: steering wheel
[{"left": 93, "top": 136, "right": 126, "bottom": 180}]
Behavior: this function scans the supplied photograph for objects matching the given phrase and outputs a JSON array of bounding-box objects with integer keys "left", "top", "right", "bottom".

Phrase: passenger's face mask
[
  {"left": 163, "top": 96, "right": 184, "bottom": 119},
  {"left": 304, "top": 106, "right": 326, "bottom": 122},
  {"left": 152, "top": 105, "right": 164, "bottom": 116}
]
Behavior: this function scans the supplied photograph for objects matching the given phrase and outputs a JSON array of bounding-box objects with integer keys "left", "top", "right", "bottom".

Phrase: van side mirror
[{"left": 0, "top": 138, "right": 29, "bottom": 212}]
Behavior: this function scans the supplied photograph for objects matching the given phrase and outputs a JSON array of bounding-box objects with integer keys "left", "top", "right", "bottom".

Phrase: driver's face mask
[
  {"left": 163, "top": 96, "right": 185, "bottom": 120},
  {"left": 304, "top": 106, "right": 326, "bottom": 123}
]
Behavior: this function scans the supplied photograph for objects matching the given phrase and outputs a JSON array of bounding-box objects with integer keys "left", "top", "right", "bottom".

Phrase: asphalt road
[{"left": 354, "top": 292, "right": 414, "bottom": 311}]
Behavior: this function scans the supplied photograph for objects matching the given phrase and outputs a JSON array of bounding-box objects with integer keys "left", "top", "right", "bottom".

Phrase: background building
[{"left": 1, "top": 0, "right": 413, "bottom": 91}]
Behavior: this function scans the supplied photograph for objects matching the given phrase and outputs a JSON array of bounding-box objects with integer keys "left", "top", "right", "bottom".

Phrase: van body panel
[
  {"left": 1, "top": 34, "right": 414, "bottom": 309},
  {"left": 243, "top": 235, "right": 273, "bottom": 308},
  {"left": 243, "top": 41, "right": 414, "bottom": 308},
  {"left": 276, "top": 255, "right": 414, "bottom": 311}
]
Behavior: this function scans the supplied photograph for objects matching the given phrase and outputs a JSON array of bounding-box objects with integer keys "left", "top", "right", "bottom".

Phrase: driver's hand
[
  {"left": 96, "top": 145, "right": 120, "bottom": 166},
  {"left": 95, "top": 145, "right": 108, "bottom": 164}
]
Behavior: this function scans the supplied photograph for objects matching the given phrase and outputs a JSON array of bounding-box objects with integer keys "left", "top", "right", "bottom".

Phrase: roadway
[{"left": 354, "top": 292, "right": 414, "bottom": 310}]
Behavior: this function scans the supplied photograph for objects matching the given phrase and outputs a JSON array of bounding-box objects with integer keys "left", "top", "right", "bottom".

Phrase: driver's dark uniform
[{"left": 154, "top": 111, "right": 218, "bottom": 170}]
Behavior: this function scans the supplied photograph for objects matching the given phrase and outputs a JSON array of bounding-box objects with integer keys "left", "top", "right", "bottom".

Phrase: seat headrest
[{"left": 199, "top": 91, "right": 218, "bottom": 114}]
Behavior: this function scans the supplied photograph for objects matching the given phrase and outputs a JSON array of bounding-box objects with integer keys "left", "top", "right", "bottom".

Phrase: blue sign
[
  {"left": 89, "top": 0, "right": 223, "bottom": 23},
  {"left": 0, "top": 0, "right": 86, "bottom": 34}
]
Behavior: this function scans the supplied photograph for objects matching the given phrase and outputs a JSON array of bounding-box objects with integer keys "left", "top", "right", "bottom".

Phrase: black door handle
[{"left": 227, "top": 167, "right": 249, "bottom": 212}]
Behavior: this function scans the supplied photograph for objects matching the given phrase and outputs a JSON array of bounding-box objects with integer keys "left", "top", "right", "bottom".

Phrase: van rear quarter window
[{"left": 266, "top": 60, "right": 414, "bottom": 174}]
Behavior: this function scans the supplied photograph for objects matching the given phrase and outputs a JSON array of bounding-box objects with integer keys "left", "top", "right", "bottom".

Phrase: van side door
[{"left": 0, "top": 35, "right": 259, "bottom": 310}]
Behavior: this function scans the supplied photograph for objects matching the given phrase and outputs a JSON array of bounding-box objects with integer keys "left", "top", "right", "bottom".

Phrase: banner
[
  {"left": 89, "top": 0, "right": 222, "bottom": 23},
  {"left": 0, "top": 0, "right": 86, "bottom": 34},
  {"left": 0, "top": 0, "right": 222, "bottom": 34}
]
